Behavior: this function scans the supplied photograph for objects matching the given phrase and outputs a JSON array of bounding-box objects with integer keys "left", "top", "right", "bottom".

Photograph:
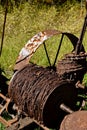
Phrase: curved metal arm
[{"left": 14, "top": 30, "right": 84, "bottom": 71}]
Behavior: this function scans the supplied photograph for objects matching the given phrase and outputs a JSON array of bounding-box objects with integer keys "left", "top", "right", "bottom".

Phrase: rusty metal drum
[
  {"left": 60, "top": 110, "right": 87, "bottom": 130},
  {"left": 57, "top": 52, "right": 87, "bottom": 82},
  {"left": 9, "top": 64, "right": 78, "bottom": 128}
]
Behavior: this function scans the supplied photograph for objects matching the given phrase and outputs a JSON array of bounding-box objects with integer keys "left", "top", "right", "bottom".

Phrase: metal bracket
[{"left": 0, "top": 93, "right": 18, "bottom": 127}]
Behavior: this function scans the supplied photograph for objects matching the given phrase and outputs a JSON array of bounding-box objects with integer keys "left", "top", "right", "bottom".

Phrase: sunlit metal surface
[
  {"left": 14, "top": 30, "right": 82, "bottom": 71},
  {"left": 16, "top": 30, "right": 61, "bottom": 64}
]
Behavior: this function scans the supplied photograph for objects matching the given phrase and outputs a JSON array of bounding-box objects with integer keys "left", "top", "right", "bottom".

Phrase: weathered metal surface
[
  {"left": 9, "top": 64, "right": 78, "bottom": 129},
  {"left": 14, "top": 30, "right": 61, "bottom": 71},
  {"left": 14, "top": 30, "right": 85, "bottom": 71},
  {"left": 0, "top": 93, "right": 18, "bottom": 127},
  {"left": 57, "top": 52, "right": 87, "bottom": 82},
  {"left": 60, "top": 103, "right": 74, "bottom": 114},
  {"left": 0, "top": 93, "right": 10, "bottom": 115},
  {"left": 75, "top": 80, "right": 85, "bottom": 89},
  {"left": 1, "top": 1, "right": 87, "bottom": 129},
  {"left": 6, "top": 117, "right": 50, "bottom": 130},
  {"left": 60, "top": 111, "right": 87, "bottom": 130},
  {"left": 16, "top": 30, "right": 61, "bottom": 62},
  {"left": 6, "top": 117, "right": 34, "bottom": 130}
]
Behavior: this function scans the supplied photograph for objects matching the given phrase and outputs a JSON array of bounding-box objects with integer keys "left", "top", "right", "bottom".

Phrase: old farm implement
[{"left": 1, "top": 1, "right": 87, "bottom": 130}]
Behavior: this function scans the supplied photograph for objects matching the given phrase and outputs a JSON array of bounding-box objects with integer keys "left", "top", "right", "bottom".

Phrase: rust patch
[
  {"left": 15, "top": 30, "right": 61, "bottom": 64},
  {"left": 57, "top": 52, "right": 87, "bottom": 82},
  {"left": 14, "top": 30, "right": 61, "bottom": 71},
  {"left": 60, "top": 111, "right": 87, "bottom": 130},
  {"left": 9, "top": 64, "right": 78, "bottom": 128},
  {"left": 14, "top": 30, "right": 83, "bottom": 71}
]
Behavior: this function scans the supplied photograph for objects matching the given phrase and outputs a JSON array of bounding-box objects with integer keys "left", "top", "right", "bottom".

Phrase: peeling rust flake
[
  {"left": 14, "top": 30, "right": 62, "bottom": 71},
  {"left": 16, "top": 30, "right": 61, "bottom": 64}
]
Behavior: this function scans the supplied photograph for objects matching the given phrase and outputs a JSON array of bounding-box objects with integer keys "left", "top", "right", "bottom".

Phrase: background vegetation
[
  {"left": 0, "top": 0, "right": 87, "bottom": 129},
  {"left": 0, "top": 0, "right": 87, "bottom": 76}
]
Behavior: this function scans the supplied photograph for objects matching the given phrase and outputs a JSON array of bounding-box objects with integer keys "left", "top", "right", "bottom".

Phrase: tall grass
[{"left": 0, "top": 1, "right": 87, "bottom": 78}]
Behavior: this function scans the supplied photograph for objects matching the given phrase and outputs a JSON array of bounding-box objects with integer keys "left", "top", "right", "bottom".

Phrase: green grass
[
  {"left": 0, "top": 1, "right": 87, "bottom": 77},
  {"left": 0, "top": 123, "right": 5, "bottom": 130}
]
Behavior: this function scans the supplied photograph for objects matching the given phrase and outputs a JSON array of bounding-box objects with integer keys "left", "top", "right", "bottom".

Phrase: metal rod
[
  {"left": 53, "top": 33, "right": 64, "bottom": 67},
  {"left": 34, "top": 119, "right": 50, "bottom": 130},
  {"left": 75, "top": 0, "right": 87, "bottom": 55},
  {"left": 75, "top": 81, "right": 85, "bottom": 89},
  {"left": 43, "top": 42, "right": 51, "bottom": 67},
  {"left": 60, "top": 103, "right": 74, "bottom": 114},
  {"left": 0, "top": 0, "right": 8, "bottom": 56},
  {"left": 86, "top": 0, "right": 87, "bottom": 11},
  {"left": 0, "top": 116, "right": 11, "bottom": 127}
]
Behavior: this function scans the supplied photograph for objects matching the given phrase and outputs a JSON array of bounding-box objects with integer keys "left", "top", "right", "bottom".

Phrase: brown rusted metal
[
  {"left": 60, "top": 103, "right": 74, "bottom": 114},
  {"left": 14, "top": 30, "right": 85, "bottom": 71},
  {"left": 0, "top": 93, "right": 18, "bottom": 127},
  {"left": 2, "top": 30, "right": 87, "bottom": 129},
  {"left": 1, "top": 1, "right": 87, "bottom": 129},
  {"left": 75, "top": 81, "right": 85, "bottom": 89},
  {"left": 5, "top": 9, "right": 87, "bottom": 129},
  {"left": 6, "top": 117, "right": 50, "bottom": 130},
  {"left": 60, "top": 111, "right": 87, "bottom": 130},
  {"left": 9, "top": 63, "right": 78, "bottom": 129},
  {"left": 6, "top": 117, "right": 34, "bottom": 130},
  {"left": 14, "top": 30, "right": 61, "bottom": 71},
  {"left": 0, "top": 93, "right": 10, "bottom": 115},
  {"left": 57, "top": 52, "right": 87, "bottom": 82}
]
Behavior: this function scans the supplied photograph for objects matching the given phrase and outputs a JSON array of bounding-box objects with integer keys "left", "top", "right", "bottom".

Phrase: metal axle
[{"left": 60, "top": 103, "right": 74, "bottom": 114}]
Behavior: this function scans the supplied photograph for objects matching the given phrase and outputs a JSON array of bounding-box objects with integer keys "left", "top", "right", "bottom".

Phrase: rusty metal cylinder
[
  {"left": 57, "top": 53, "right": 87, "bottom": 82},
  {"left": 9, "top": 64, "right": 77, "bottom": 128},
  {"left": 60, "top": 111, "right": 87, "bottom": 130}
]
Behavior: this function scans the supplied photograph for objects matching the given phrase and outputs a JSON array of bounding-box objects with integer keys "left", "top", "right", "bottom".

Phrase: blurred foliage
[
  {"left": 0, "top": 123, "right": 5, "bottom": 130},
  {"left": 0, "top": 0, "right": 82, "bottom": 7},
  {"left": 83, "top": 73, "right": 87, "bottom": 87}
]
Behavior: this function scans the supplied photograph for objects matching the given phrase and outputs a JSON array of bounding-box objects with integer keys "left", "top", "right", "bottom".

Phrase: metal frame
[{"left": 0, "top": 93, "right": 18, "bottom": 127}]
